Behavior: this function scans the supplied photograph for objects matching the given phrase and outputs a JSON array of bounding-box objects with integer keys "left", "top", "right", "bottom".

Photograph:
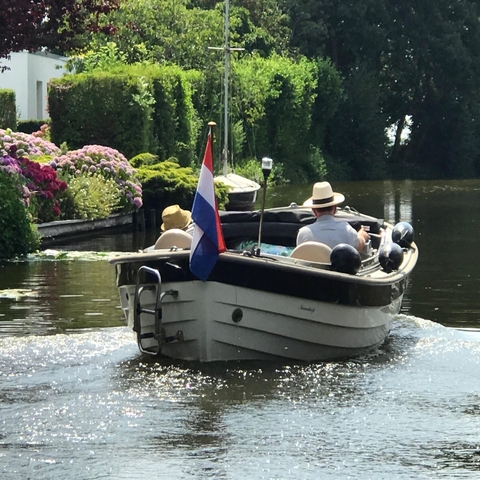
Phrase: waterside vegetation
[{"left": 2, "top": 0, "right": 480, "bottom": 257}]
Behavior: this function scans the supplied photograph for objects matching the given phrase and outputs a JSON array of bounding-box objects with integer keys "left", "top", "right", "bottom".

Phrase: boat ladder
[{"left": 133, "top": 266, "right": 183, "bottom": 355}]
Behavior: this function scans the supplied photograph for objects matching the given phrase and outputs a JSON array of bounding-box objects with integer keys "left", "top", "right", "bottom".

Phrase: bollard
[{"left": 150, "top": 209, "right": 156, "bottom": 232}]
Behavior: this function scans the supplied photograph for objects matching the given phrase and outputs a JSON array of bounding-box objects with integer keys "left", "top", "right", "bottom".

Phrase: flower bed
[
  {"left": 1, "top": 129, "right": 143, "bottom": 226},
  {"left": 50, "top": 145, "right": 142, "bottom": 212}
]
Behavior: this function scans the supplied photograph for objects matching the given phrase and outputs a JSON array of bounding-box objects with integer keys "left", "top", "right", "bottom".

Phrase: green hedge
[
  {"left": 17, "top": 119, "right": 49, "bottom": 134},
  {"left": 48, "top": 64, "right": 198, "bottom": 162},
  {"left": 234, "top": 54, "right": 333, "bottom": 183},
  {"left": 48, "top": 57, "right": 343, "bottom": 183},
  {"left": 0, "top": 170, "right": 39, "bottom": 259},
  {"left": 0, "top": 89, "right": 17, "bottom": 130},
  {"left": 137, "top": 159, "right": 230, "bottom": 214}
]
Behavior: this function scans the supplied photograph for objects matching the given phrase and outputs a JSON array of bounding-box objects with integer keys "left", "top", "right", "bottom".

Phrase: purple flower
[{"left": 49, "top": 144, "right": 143, "bottom": 212}]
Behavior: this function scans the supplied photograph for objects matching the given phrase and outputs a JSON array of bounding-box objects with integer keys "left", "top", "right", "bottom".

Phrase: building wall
[{"left": 0, "top": 51, "right": 68, "bottom": 121}]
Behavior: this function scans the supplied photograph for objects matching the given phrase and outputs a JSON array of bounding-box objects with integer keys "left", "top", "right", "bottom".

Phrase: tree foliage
[
  {"left": 287, "top": 0, "right": 480, "bottom": 179},
  {"left": 0, "top": 0, "right": 120, "bottom": 66},
  {"left": 10, "top": 0, "right": 480, "bottom": 180}
]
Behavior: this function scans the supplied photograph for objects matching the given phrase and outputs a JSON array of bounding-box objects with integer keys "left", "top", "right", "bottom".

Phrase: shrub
[
  {"left": 0, "top": 89, "right": 17, "bottom": 130},
  {"left": 17, "top": 120, "right": 49, "bottom": 134},
  {"left": 48, "top": 64, "right": 198, "bottom": 163},
  {"left": 129, "top": 152, "right": 159, "bottom": 168},
  {"left": 0, "top": 169, "right": 39, "bottom": 259},
  {"left": 50, "top": 145, "right": 142, "bottom": 212},
  {"left": 0, "top": 128, "right": 61, "bottom": 157},
  {"left": 1, "top": 152, "right": 68, "bottom": 223},
  {"left": 137, "top": 160, "right": 230, "bottom": 211},
  {"left": 18, "top": 157, "right": 68, "bottom": 222},
  {"left": 31, "top": 123, "right": 51, "bottom": 141},
  {"left": 137, "top": 160, "right": 197, "bottom": 211},
  {"left": 58, "top": 174, "right": 121, "bottom": 220}
]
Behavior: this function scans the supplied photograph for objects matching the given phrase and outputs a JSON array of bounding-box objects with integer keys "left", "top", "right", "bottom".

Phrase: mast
[
  {"left": 223, "top": 0, "right": 230, "bottom": 176},
  {"left": 209, "top": 0, "right": 244, "bottom": 177}
]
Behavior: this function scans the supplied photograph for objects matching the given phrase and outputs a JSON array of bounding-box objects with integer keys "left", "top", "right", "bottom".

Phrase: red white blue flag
[{"left": 189, "top": 129, "right": 226, "bottom": 281}]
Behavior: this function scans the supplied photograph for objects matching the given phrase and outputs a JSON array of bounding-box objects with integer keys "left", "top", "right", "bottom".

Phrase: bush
[
  {"left": 137, "top": 160, "right": 198, "bottom": 211},
  {"left": 19, "top": 157, "right": 68, "bottom": 222},
  {"left": 137, "top": 160, "right": 230, "bottom": 211},
  {"left": 48, "top": 65, "right": 197, "bottom": 162},
  {"left": 0, "top": 128, "right": 61, "bottom": 157},
  {"left": 0, "top": 169, "right": 39, "bottom": 258},
  {"left": 58, "top": 174, "right": 121, "bottom": 220},
  {"left": 0, "top": 153, "right": 68, "bottom": 223},
  {"left": 50, "top": 145, "right": 142, "bottom": 212},
  {"left": 17, "top": 120, "right": 49, "bottom": 134},
  {"left": 0, "top": 89, "right": 17, "bottom": 130},
  {"left": 129, "top": 152, "right": 159, "bottom": 168}
]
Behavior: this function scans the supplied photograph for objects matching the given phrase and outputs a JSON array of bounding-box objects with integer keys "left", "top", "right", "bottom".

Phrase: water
[{"left": 1, "top": 179, "right": 480, "bottom": 479}]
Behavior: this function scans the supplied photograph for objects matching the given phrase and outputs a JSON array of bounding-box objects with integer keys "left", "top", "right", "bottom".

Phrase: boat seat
[
  {"left": 154, "top": 229, "right": 192, "bottom": 250},
  {"left": 290, "top": 241, "right": 332, "bottom": 263}
]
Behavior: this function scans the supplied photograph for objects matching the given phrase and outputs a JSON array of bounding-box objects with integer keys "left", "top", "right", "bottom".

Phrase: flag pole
[{"left": 208, "top": 121, "right": 217, "bottom": 137}]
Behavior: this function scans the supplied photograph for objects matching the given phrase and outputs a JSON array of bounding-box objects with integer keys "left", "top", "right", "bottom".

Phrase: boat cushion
[
  {"left": 154, "top": 229, "right": 192, "bottom": 250},
  {"left": 290, "top": 241, "right": 332, "bottom": 263}
]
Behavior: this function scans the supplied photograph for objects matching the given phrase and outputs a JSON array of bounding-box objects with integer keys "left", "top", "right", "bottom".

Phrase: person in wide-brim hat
[
  {"left": 302, "top": 181, "right": 345, "bottom": 208},
  {"left": 161, "top": 204, "right": 192, "bottom": 232},
  {"left": 297, "top": 181, "right": 369, "bottom": 252}
]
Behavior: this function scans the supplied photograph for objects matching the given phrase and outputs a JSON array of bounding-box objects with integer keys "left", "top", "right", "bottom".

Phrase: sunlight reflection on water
[
  {"left": 2, "top": 178, "right": 480, "bottom": 478},
  {"left": 1, "top": 317, "right": 480, "bottom": 479}
]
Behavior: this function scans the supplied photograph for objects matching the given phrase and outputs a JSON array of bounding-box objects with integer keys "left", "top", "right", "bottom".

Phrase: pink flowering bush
[
  {"left": 0, "top": 154, "right": 29, "bottom": 207},
  {"left": 50, "top": 145, "right": 143, "bottom": 212},
  {"left": 0, "top": 146, "right": 67, "bottom": 222},
  {"left": 0, "top": 128, "right": 61, "bottom": 157},
  {"left": 32, "top": 124, "right": 51, "bottom": 139}
]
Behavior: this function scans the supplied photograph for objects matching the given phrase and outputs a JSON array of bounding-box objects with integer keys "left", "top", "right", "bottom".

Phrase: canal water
[{"left": 1, "top": 179, "right": 480, "bottom": 479}]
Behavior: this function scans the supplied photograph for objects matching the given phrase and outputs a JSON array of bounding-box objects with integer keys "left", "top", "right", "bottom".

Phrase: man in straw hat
[
  {"left": 161, "top": 204, "right": 193, "bottom": 233},
  {"left": 297, "top": 182, "right": 369, "bottom": 251}
]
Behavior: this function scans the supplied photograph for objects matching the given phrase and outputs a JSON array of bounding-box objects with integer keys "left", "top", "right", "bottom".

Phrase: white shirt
[{"left": 296, "top": 214, "right": 359, "bottom": 249}]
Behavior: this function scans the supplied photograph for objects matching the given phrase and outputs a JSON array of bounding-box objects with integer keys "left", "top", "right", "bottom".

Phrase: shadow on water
[{"left": 0, "top": 256, "right": 125, "bottom": 336}]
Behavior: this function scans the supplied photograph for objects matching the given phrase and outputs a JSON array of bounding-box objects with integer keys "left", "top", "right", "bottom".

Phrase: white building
[{"left": 0, "top": 51, "right": 68, "bottom": 121}]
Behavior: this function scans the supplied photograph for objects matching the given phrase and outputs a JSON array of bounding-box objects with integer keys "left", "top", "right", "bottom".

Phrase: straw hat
[
  {"left": 303, "top": 182, "right": 345, "bottom": 208},
  {"left": 161, "top": 204, "right": 192, "bottom": 231}
]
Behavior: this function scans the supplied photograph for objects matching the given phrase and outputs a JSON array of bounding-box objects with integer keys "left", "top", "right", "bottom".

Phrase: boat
[
  {"left": 110, "top": 139, "right": 418, "bottom": 362},
  {"left": 211, "top": 0, "right": 261, "bottom": 210}
]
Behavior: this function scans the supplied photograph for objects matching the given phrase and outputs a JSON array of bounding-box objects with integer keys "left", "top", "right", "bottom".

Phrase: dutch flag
[{"left": 189, "top": 128, "right": 226, "bottom": 281}]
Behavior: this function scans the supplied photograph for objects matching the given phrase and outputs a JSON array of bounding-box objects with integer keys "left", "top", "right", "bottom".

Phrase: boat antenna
[
  {"left": 256, "top": 157, "right": 273, "bottom": 256},
  {"left": 208, "top": 0, "right": 244, "bottom": 176}
]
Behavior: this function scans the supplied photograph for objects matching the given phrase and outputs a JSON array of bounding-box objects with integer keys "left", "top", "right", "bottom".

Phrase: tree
[
  {"left": 84, "top": 0, "right": 224, "bottom": 69},
  {"left": 0, "top": 0, "right": 120, "bottom": 67},
  {"left": 374, "top": 0, "right": 480, "bottom": 176}
]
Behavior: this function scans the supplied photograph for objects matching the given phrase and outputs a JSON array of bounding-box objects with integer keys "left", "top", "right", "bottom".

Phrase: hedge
[
  {"left": 48, "top": 64, "right": 198, "bottom": 163},
  {"left": 0, "top": 89, "right": 17, "bottom": 130},
  {"left": 17, "top": 119, "right": 49, "bottom": 134}
]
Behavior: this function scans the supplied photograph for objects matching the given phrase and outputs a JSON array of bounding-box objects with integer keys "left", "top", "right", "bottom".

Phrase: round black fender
[
  {"left": 330, "top": 243, "right": 361, "bottom": 275},
  {"left": 392, "top": 222, "right": 415, "bottom": 248},
  {"left": 379, "top": 243, "right": 404, "bottom": 273}
]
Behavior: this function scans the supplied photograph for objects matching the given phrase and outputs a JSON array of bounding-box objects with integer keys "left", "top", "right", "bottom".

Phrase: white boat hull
[
  {"left": 118, "top": 279, "right": 400, "bottom": 362},
  {"left": 111, "top": 205, "right": 417, "bottom": 363}
]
